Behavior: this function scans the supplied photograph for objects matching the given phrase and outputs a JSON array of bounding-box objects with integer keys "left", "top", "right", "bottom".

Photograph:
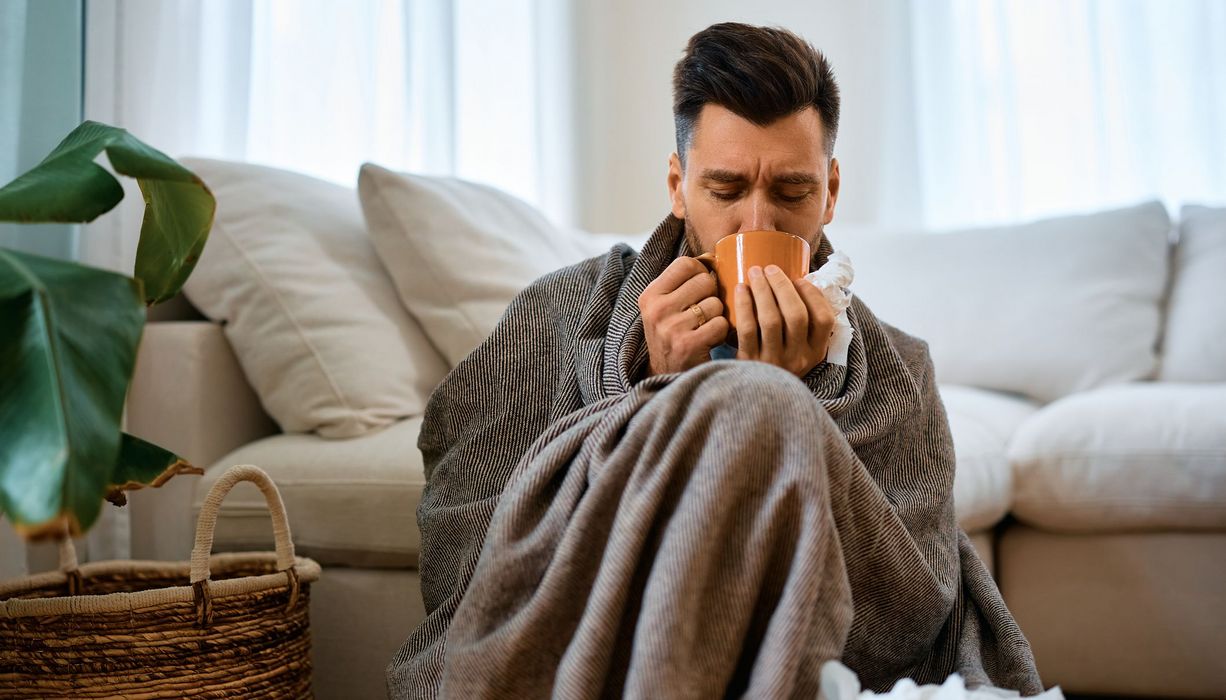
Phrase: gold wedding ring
[{"left": 689, "top": 303, "right": 707, "bottom": 327}]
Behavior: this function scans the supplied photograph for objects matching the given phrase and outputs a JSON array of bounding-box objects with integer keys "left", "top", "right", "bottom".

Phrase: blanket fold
[{"left": 388, "top": 215, "right": 1042, "bottom": 699}]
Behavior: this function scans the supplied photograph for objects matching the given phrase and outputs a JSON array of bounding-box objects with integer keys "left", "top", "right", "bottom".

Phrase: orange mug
[{"left": 696, "top": 230, "right": 811, "bottom": 330}]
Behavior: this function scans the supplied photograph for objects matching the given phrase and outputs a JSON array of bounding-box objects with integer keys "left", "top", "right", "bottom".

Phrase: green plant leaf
[
  {"left": 0, "top": 248, "right": 145, "bottom": 538},
  {"left": 104, "top": 433, "right": 204, "bottom": 507},
  {"left": 0, "top": 121, "right": 215, "bottom": 305}
]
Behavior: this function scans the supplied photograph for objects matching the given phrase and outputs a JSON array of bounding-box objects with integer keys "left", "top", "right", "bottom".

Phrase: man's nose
[{"left": 738, "top": 191, "right": 777, "bottom": 232}]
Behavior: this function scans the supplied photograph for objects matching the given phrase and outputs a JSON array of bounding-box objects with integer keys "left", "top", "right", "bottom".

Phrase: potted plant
[
  {"left": 0, "top": 121, "right": 214, "bottom": 540},
  {"left": 0, "top": 128, "right": 321, "bottom": 695}
]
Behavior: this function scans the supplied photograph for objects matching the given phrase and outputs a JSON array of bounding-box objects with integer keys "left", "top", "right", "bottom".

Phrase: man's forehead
[{"left": 688, "top": 104, "right": 827, "bottom": 174}]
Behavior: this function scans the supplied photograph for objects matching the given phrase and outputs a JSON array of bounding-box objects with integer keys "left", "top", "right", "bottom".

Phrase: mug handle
[{"left": 694, "top": 252, "right": 717, "bottom": 274}]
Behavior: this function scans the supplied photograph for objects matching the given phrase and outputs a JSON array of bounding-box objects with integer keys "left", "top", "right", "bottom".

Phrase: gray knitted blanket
[{"left": 388, "top": 216, "right": 1042, "bottom": 699}]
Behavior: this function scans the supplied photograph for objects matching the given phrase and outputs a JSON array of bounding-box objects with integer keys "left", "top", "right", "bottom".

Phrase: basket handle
[{"left": 190, "top": 464, "right": 296, "bottom": 584}]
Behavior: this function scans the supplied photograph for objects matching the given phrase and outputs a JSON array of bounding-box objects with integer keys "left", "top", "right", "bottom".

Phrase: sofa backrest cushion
[
  {"left": 1159, "top": 205, "right": 1226, "bottom": 381},
  {"left": 357, "top": 163, "right": 640, "bottom": 366},
  {"left": 833, "top": 201, "right": 1171, "bottom": 403},
  {"left": 181, "top": 158, "right": 450, "bottom": 438}
]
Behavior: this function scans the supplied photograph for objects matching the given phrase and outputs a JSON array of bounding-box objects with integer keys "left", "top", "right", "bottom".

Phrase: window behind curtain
[
  {"left": 911, "top": 0, "right": 1226, "bottom": 229},
  {"left": 82, "top": 0, "right": 566, "bottom": 273},
  {"left": 245, "top": 0, "right": 541, "bottom": 205},
  {"left": 0, "top": 0, "right": 82, "bottom": 262}
]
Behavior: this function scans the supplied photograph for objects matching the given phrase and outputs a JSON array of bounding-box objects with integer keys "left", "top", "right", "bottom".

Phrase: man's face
[{"left": 668, "top": 104, "right": 840, "bottom": 267}]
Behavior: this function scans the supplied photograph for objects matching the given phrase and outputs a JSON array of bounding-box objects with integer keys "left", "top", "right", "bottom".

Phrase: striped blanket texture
[{"left": 388, "top": 215, "right": 1042, "bottom": 699}]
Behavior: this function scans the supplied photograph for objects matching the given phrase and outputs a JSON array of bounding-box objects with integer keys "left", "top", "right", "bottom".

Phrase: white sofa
[{"left": 123, "top": 159, "right": 1226, "bottom": 699}]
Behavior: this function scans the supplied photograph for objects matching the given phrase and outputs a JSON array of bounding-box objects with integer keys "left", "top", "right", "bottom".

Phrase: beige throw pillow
[
  {"left": 181, "top": 158, "right": 449, "bottom": 438},
  {"left": 358, "top": 163, "right": 604, "bottom": 365},
  {"left": 1159, "top": 205, "right": 1226, "bottom": 381}
]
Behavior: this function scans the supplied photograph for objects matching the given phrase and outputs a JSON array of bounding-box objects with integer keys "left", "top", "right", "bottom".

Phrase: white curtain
[
  {"left": 82, "top": 0, "right": 574, "bottom": 274},
  {"left": 69, "top": 0, "right": 573, "bottom": 568},
  {"left": 910, "top": 0, "right": 1226, "bottom": 228}
]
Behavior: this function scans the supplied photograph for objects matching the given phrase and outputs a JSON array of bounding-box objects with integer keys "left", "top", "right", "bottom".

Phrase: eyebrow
[
  {"left": 699, "top": 169, "right": 820, "bottom": 186},
  {"left": 775, "top": 172, "right": 821, "bottom": 186}
]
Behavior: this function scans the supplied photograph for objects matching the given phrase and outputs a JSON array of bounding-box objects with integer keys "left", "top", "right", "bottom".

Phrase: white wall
[{"left": 571, "top": 1, "right": 922, "bottom": 234}]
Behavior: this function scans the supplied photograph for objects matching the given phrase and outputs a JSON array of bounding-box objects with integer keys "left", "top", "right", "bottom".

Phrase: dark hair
[{"left": 672, "top": 22, "right": 840, "bottom": 168}]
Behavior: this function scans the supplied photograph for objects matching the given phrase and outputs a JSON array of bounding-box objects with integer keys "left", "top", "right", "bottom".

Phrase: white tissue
[
  {"left": 803, "top": 250, "right": 855, "bottom": 366},
  {"left": 818, "top": 660, "right": 1066, "bottom": 700}
]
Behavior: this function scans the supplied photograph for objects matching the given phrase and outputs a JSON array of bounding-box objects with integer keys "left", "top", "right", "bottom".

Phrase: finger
[
  {"left": 734, "top": 283, "right": 758, "bottom": 358},
  {"left": 795, "top": 278, "right": 835, "bottom": 349},
  {"left": 694, "top": 295, "right": 724, "bottom": 329},
  {"left": 666, "top": 266, "right": 718, "bottom": 308},
  {"left": 748, "top": 266, "right": 782, "bottom": 358},
  {"left": 643, "top": 256, "right": 709, "bottom": 297},
  {"left": 693, "top": 315, "right": 730, "bottom": 349},
  {"left": 678, "top": 295, "right": 719, "bottom": 332},
  {"left": 765, "top": 265, "right": 808, "bottom": 346},
  {"left": 668, "top": 293, "right": 722, "bottom": 337}
]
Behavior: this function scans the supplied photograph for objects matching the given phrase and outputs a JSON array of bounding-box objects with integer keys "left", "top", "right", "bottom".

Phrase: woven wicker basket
[{"left": 0, "top": 464, "right": 321, "bottom": 698}]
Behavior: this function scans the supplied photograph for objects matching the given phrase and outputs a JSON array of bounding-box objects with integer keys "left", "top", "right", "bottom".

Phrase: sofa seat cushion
[
  {"left": 1010, "top": 383, "right": 1226, "bottom": 532},
  {"left": 939, "top": 385, "right": 1041, "bottom": 531},
  {"left": 195, "top": 417, "right": 426, "bottom": 569}
]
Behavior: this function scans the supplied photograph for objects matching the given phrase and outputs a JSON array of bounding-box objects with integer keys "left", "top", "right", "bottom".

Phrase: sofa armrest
[{"left": 123, "top": 321, "right": 279, "bottom": 560}]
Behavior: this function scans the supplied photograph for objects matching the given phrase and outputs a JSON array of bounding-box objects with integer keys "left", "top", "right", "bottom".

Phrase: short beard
[
  {"left": 683, "top": 217, "right": 706, "bottom": 256},
  {"left": 682, "top": 217, "right": 826, "bottom": 272}
]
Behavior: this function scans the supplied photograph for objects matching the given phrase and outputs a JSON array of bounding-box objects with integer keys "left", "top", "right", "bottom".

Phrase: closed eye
[
  {"left": 710, "top": 190, "right": 741, "bottom": 201},
  {"left": 776, "top": 189, "right": 816, "bottom": 203}
]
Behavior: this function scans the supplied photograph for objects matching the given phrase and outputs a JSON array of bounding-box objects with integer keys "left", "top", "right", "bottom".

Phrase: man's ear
[
  {"left": 668, "top": 152, "right": 686, "bottom": 220},
  {"left": 823, "top": 157, "right": 841, "bottom": 225}
]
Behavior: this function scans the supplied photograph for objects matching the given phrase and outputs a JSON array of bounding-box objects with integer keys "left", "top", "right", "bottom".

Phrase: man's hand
[
  {"left": 640, "top": 257, "right": 731, "bottom": 376},
  {"left": 735, "top": 264, "right": 834, "bottom": 377}
]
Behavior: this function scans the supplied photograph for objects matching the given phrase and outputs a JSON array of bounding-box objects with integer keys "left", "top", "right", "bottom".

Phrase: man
[{"left": 389, "top": 23, "right": 1043, "bottom": 699}]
